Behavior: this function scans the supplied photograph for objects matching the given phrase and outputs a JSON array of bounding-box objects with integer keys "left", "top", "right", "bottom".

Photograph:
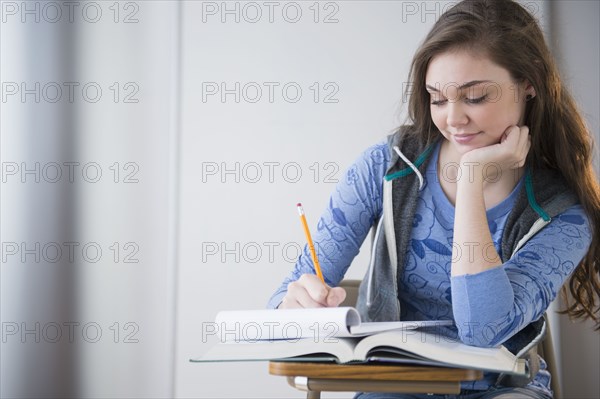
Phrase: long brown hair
[{"left": 403, "top": 0, "right": 600, "bottom": 329}]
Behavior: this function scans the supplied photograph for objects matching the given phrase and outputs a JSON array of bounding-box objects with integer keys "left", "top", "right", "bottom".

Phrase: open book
[{"left": 191, "top": 307, "right": 527, "bottom": 377}]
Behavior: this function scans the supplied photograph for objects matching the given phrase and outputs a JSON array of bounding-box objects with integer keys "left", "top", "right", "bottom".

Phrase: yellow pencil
[{"left": 297, "top": 203, "right": 325, "bottom": 284}]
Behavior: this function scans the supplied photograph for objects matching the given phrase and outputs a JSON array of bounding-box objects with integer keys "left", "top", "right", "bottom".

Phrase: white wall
[
  {"left": 175, "top": 1, "right": 436, "bottom": 397},
  {"left": 1, "top": 2, "right": 179, "bottom": 397},
  {"left": 550, "top": 2, "right": 600, "bottom": 398}
]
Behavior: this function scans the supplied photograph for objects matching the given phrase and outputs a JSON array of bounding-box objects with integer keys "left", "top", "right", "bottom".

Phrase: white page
[
  {"left": 194, "top": 336, "right": 359, "bottom": 364},
  {"left": 350, "top": 320, "right": 454, "bottom": 335},
  {"left": 214, "top": 307, "right": 361, "bottom": 342},
  {"left": 354, "top": 330, "right": 527, "bottom": 375}
]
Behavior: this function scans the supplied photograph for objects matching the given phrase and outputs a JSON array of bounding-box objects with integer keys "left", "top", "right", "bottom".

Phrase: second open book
[{"left": 193, "top": 306, "right": 527, "bottom": 377}]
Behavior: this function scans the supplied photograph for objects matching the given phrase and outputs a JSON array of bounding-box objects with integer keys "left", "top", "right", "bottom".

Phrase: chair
[
  {"left": 538, "top": 318, "right": 562, "bottom": 398},
  {"left": 270, "top": 279, "right": 563, "bottom": 399}
]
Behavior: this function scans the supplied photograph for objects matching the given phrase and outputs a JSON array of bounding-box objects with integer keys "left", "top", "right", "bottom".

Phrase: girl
[{"left": 268, "top": 1, "right": 600, "bottom": 398}]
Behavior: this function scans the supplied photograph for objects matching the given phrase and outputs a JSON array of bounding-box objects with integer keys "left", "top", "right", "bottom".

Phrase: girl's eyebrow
[{"left": 425, "top": 80, "right": 493, "bottom": 92}]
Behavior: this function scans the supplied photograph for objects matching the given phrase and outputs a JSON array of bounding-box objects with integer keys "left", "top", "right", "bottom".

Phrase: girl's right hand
[
  {"left": 278, "top": 274, "right": 347, "bottom": 309},
  {"left": 460, "top": 125, "right": 531, "bottom": 172}
]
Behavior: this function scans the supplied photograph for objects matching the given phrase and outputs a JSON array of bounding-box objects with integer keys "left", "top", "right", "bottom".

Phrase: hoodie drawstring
[{"left": 392, "top": 145, "right": 424, "bottom": 190}]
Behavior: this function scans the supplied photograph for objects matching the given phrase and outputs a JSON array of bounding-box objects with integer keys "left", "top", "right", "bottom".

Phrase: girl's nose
[{"left": 446, "top": 102, "right": 469, "bottom": 128}]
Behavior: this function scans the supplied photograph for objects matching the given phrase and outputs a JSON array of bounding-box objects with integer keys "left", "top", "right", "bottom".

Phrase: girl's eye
[
  {"left": 430, "top": 95, "right": 487, "bottom": 106},
  {"left": 466, "top": 95, "right": 487, "bottom": 104}
]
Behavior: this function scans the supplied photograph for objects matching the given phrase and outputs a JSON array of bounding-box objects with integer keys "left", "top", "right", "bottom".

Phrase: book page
[
  {"left": 353, "top": 330, "right": 526, "bottom": 375},
  {"left": 193, "top": 336, "right": 360, "bottom": 364},
  {"left": 214, "top": 307, "right": 361, "bottom": 342},
  {"left": 350, "top": 320, "right": 454, "bottom": 335}
]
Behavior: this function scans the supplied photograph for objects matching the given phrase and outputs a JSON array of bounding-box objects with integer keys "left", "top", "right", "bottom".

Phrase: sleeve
[
  {"left": 451, "top": 204, "right": 592, "bottom": 347},
  {"left": 266, "top": 140, "right": 389, "bottom": 309}
]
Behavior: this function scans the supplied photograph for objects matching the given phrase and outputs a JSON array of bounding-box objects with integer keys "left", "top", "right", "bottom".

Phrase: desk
[{"left": 269, "top": 361, "right": 483, "bottom": 399}]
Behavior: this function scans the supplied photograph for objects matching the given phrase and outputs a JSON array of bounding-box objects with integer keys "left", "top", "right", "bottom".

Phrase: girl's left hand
[{"left": 460, "top": 125, "right": 531, "bottom": 174}]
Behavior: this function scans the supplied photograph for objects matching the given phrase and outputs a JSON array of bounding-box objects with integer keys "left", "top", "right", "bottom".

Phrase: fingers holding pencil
[{"left": 280, "top": 274, "right": 347, "bottom": 309}]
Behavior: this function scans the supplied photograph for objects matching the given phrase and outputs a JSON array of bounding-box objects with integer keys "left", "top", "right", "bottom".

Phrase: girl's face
[{"left": 425, "top": 50, "right": 533, "bottom": 157}]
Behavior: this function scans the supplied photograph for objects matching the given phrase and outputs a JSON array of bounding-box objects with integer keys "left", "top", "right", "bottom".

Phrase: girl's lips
[{"left": 453, "top": 132, "right": 482, "bottom": 144}]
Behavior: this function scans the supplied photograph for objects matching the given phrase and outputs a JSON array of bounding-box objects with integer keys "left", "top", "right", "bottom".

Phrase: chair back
[{"left": 339, "top": 279, "right": 360, "bottom": 307}]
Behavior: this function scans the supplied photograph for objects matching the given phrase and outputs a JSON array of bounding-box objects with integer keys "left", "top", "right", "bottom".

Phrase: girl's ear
[{"left": 524, "top": 82, "right": 537, "bottom": 100}]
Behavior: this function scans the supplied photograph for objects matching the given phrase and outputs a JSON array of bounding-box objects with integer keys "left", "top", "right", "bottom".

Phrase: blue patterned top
[{"left": 268, "top": 139, "right": 591, "bottom": 394}]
